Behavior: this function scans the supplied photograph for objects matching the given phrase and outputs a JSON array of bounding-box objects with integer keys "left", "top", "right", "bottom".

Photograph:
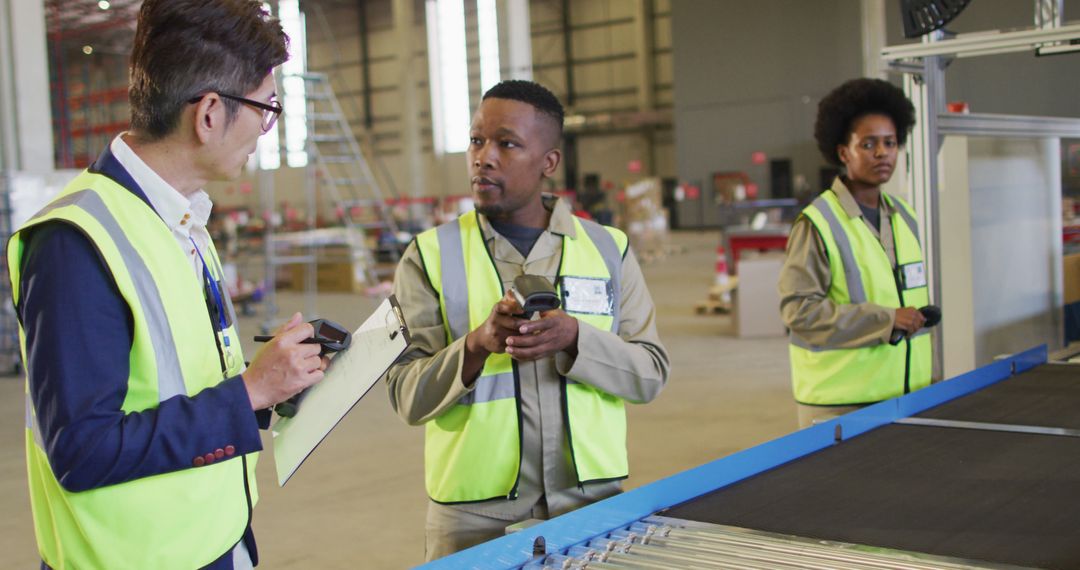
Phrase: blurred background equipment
[{"left": 899, "top": 0, "right": 972, "bottom": 38}]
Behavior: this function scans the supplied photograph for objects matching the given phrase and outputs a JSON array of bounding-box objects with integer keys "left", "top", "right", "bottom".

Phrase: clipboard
[{"left": 271, "top": 295, "right": 411, "bottom": 486}]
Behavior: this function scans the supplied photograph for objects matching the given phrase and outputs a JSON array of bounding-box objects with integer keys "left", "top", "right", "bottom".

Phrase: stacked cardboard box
[
  {"left": 619, "top": 178, "right": 669, "bottom": 261},
  {"left": 280, "top": 245, "right": 370, "bottom": 293}
]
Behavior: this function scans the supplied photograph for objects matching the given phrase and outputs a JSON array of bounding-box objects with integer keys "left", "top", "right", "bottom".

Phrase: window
[{"left": 425, "top": 0, "right": 470, "bottom": 155}]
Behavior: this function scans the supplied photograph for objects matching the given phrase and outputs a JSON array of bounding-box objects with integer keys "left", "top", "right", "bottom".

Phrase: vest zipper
[
  {"left": 475, "top": 226, "right": 524, "bottom": 501},
  {"left": 887, "top": 211, "right": 912, "bottom": 394},
  {"left": 559, "top": 375, "right": 586, "bottom": 491}
]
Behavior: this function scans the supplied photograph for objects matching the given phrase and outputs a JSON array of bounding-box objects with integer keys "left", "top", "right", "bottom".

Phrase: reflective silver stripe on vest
[
  {"left": 30, "top": 190, "right": 188, "bottom": 402},
  {"left": 578, "top": 220, "right": 622, "bottom": 332},
  {"left": 437, "top": 220, "right": 470, "bottom": 340},
  {"left": 26, "top": 395, "right": 44, "bottom": 447},
  {"left": 891, "top": 199, "right": 922, "bottom": 248},
  {"left": 811, "top": 195, "right": 868, "bottom": 304},
  {"left": 458, "top": 372, "right": 516, "bottom": 405}
]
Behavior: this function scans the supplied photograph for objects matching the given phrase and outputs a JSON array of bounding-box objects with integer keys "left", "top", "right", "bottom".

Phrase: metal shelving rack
[
  {"left": 0, "top": 168, "right": 18, "bottom": 375},
  {"left": 45, "top": 0, "right": 138, "bottom": 169}
]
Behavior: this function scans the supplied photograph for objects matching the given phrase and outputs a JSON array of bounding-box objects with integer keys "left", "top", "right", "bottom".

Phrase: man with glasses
[
  {"left": 7, "top": 2, "right": 324, "bottom": 568},
  {"left": 189, "top": 93, "right": 284, "bottom": 132}
]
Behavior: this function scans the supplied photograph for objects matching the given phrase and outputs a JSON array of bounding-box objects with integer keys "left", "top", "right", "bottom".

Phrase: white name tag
[
  {"left": 901, "top": 262, "right": 927, "bottom": 289},
  {"left": 560, "top": 276, "right": 614, "bottom": 315}
]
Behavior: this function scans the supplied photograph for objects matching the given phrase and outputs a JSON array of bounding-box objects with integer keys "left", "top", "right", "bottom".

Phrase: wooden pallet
[
  {"left": 695, "top": 298, "right": 732, "bottom": 314},
  {"left": 695, "top": 276, "right": 738, "bottom": 314}
]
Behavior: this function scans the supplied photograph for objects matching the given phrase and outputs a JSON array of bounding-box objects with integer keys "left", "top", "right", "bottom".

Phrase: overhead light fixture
[
  {"left": 899, "top": 0, "right": 971, "bottom": 38},
  {"left": 82, "top": 45, "right": 93, "bottom": 55},
  {"left": 98, "top": 0, "right": 110, "bottom": 10}
]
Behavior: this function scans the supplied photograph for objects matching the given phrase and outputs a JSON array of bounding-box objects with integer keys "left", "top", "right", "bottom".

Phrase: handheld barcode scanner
[
  {"left": 303, "top": 318, "right": 352, "bottom": 355},
  {"left": 254, "top": 318, "right": 352, "bottom": 418},
  {"left": 889, "top": 305, "right": 941, "bottom": 346},
  {"left": 511, "top": 275, "right": 560, "bottom": 319}
]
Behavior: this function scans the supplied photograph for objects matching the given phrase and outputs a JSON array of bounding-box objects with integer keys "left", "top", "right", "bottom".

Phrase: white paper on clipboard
[{"left": 272, "top": 295, "right": 410, "bottom": 486}]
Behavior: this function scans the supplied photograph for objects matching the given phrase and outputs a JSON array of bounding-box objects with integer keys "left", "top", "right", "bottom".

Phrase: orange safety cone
[{"left": 714, "top": 244, "right": 732, "bottom": 303}]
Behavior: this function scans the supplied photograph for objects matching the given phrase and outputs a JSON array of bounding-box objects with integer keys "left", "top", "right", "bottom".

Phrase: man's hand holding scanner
[
  {"left": 463, "top": 292, "right": 526, "bottom": 384},
  {"left": 242, "top": 313, "right": 329, "bottom": 411},
  {"left": 506, "top": 308, "right": 579, "bottom": 362},
  {"left": 890, "top": 305, "right": 941, "bottom": 345},
  {"left": 893, "top": 306, "right": 926, "bottom": 336},
  {"left": 505, "top": 274, "right": 577, "bottom": 361}
]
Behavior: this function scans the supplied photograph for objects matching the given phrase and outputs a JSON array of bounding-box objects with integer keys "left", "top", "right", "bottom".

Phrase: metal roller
[{"left": 526, "top": 517, "right": 1023, "bottom": 570}]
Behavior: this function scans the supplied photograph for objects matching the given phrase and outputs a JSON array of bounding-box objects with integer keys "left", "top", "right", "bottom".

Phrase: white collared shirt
[{"left": 110, "top": 134, "right": 214, "bottom": 280}]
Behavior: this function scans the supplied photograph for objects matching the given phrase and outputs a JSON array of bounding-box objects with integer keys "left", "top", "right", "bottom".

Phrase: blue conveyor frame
[{"left": 418, "top": 345, "right": 1047, "bottom": 570}]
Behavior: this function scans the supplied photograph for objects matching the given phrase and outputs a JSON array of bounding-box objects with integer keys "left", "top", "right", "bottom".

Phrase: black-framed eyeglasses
[{"left": 188, "top": 92, "right": 282, "bottom": 132}]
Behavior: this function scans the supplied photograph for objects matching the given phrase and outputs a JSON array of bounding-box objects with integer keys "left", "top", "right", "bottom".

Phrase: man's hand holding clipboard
[{"left": 270, "top": 295, "right": 411, "bottom": 486}]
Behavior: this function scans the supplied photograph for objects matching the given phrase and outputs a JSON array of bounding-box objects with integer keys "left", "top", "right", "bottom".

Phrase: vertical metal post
[
  {"left": 303, "top": 89, "right": 317, "bottom": 319},
  {"left": 6, "top": 0, "right": 53, "bottom": 173},
  {"left": 1035, "top": 0, "right": 1064, "bottom": 28},
  {"left": 502, "top": 0, "right": 532, "bottom": 80},
  {"left": 634, "top": 0, "right": 656, "bottom": 175},
  {"left": 859, "top": 0, "right": 887, "bottom": 79},
  {"left": 358, "top": 0, "right": 374, "bottom": 131},
  {"left": 259, "top": 153, "right": 278, "bottom": 334},
  {"left": 1035, "top": 0, "right": 1064, "bottom": 50},
  {"left": 633, "top": 0, "right": 655, "bottom": 113},
  {"left": 561, "top": 0, "right": 578, "bottom": 191},
  {"left": 903, "top": 33, "right": 946, "bottom": 378},
  {"left": 0, "top": 0, "right": 17, "bottom": 374},
  {"left": 0, "top": 0, "right": 18, "bottom": 172},
  {"left": 394, "top": 0, "right": 424, "bottom": 199}
]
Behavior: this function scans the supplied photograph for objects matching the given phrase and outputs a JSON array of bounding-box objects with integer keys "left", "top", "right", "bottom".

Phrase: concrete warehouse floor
[{"left": 0, "top": 230, "right": 799, "bottom": 569}]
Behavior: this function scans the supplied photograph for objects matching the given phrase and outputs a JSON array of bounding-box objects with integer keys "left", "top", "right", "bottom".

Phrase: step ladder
[
  {"left": 300, "top": 71, "right": 402, "bottom": 285},
  {"left": 258, "top": 73, "right": 402, "bottom": 332}
]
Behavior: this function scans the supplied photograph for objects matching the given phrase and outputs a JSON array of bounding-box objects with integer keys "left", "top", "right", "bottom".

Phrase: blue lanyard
[{"left": 191, "top": 238, "right": 231, "bottom": 348}]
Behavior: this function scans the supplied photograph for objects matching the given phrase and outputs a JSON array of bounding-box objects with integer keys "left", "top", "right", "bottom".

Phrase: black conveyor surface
[
  {"left": 663, "top": 424, "right": 1080, "bottom": 569},
  {"left": 917, "top": 364, "right": 1080, "bottom": 429}
]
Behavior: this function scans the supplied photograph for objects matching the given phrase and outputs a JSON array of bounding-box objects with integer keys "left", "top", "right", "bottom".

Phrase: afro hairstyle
[{"left": 814, "top": 78, "right": 916, "bottom": 167}]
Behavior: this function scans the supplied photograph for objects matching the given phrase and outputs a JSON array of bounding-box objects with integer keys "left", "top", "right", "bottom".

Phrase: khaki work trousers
[{"left": 425, "top": 500, "right": 550, "bottom": 562}]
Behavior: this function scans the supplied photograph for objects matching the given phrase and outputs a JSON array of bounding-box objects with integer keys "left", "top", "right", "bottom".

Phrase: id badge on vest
[
  {"left": 897, "top": 261, "right": 927, "bottom": 290},
  {"left": 560, "top": 276, "right": 614, "bottom": 315}
]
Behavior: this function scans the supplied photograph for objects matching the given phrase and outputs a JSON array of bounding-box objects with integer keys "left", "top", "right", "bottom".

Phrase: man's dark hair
[
  {"left": 814, "top": 78, "right": 916, "bottom": 167},
  {"left": 482, "top": 80, "right": 565, "bottom": 138},
  {"left": 129, "top": 0, "right": 289, "bottom": 140}
]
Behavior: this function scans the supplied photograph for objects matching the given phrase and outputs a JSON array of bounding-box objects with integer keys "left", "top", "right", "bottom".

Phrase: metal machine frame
[{"left": 882, "top": 0, "right": 1080, "bottom": 376}]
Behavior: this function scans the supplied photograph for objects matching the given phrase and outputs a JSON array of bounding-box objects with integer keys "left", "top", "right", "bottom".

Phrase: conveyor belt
[
  {"left": 422, "top": 348, "right": 1070, "bottom": 570},
  {"left": 663, "top": 365, "right": 1080, "bottom": 569},
  {"left": 914, "top": 364, "right": 1080, "bottom": 429}
]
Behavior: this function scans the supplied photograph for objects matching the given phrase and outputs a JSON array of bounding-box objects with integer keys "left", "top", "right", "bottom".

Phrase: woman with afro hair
[{"left": 779, "top": 78, "right": 932, "bottom": 428}]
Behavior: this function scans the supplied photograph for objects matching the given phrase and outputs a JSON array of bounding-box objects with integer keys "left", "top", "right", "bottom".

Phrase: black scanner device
[
  {"left": 254, "top": 318, "right": 352, "bottom": 418},
  {"left": 889, "top": 305, "right": 941, "bottom": 346},
  {"left": 511, "top": 274, "right": 560, "bottom": 318}
]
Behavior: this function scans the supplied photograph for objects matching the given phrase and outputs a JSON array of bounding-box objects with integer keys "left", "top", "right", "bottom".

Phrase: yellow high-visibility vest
[
  {"left": 416, "top": 210, "right": 630, "bottom": 503},
  {"left": 789, "top": 189, "right": 932, "bottom": 405},
  {"left": 8, "top": 171, "right": 254, "bottom": 569}
]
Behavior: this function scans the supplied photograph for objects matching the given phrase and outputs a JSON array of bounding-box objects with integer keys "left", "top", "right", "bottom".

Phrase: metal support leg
[{"left": 903, "top": 38, "right": 947, "bottom": 380}]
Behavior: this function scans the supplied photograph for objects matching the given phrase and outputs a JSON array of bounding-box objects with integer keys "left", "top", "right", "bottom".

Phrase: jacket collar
[
  {"left": 87, "top": 145, "right": 155, "bottom": 213},
  {"left": 476, "top": 193, "right": 578, "bottom": 239},
  {"left": 829, "top": 176, "right": 897, "bottom": 219}
]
